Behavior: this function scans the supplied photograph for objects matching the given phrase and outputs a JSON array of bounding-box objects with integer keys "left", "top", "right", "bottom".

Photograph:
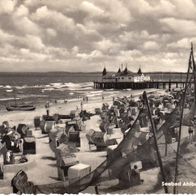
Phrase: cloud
[
  {"left": 97, "top": 0, "right": 132, "bottom": 24},
  {"left": 15, "top": 5, "right": 29, "bottom": 17},
  {"left": 0, "top": 0, "right": 16, "bottom": 14},
  {"left": 76, "top": 23, "right": 100, "bottom": 38},
  {"left": 80, "top": 1, "right": 104, "bottom": 17},
  {"left": 32, "top": 6, "right": 75, "bottom": 32},
  {"left": 167, "top": 37, "right": 196, "bottom": 50},
  {"left": 0, "top": 29, "right": 15, "bottom": 43},
  {"left": 160, "top": 18, "right": 196, "bottom": 36},
  {"left": 143, "top": 41, "right": 160, "bottom": 50},
  {"left": 94, "top": 39, "right": 120, "bottom": 53},
  {"left": 46, "top": 28, "right": 57, "bottom": 37},
  {"left": 171, "top": 0, "right": 196, "bottom": 19},
  {"left": 127, "top": 0, "right": 175, "bottom": 18},
  {"left": 13, "top": 16, "right": 41, "bottom": 35},
  {"left": 20, "top": 48, "right": 48, "bottom": 61},
  {"left": 77, "top": 50, "right": 103, "bottom": 60},
  {"left": 0, "top": 0, "right": 195, "bottom": 72},
  {"left": 25, "top": 35, "right": 45, "bottom": 50}
]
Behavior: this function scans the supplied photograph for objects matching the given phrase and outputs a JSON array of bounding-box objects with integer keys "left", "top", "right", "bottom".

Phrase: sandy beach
[
  {"left": 0, "top": 88, "right": 162, "bottom": 193},
  {"left": 0, "top": 87, "right": 191, "bottom": 194}
]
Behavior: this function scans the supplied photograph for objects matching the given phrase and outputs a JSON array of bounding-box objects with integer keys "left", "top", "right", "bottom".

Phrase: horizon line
[{"left": 0, "top": 71, "right": 188, "bottom": 74}]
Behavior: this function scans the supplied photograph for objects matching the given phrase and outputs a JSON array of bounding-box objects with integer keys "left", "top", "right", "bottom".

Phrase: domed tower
[{"left": 102, "top": 67, "right": 107, "bottom": 76}]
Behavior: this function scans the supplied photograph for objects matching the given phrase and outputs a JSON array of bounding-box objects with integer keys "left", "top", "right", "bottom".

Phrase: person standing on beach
[
  {"left": 188, "top": 124, "right": 194, "bottom": 144},
  {"left": 45, "top": 101, "right": 50, "bottom": 108},
  {"left": 81, "top": 101, "right": 83, "bottom": 111}
]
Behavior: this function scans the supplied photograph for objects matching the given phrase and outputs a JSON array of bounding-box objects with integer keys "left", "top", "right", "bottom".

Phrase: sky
[{"left": 0, "top": 0, "right": 195, "bottom": 72}]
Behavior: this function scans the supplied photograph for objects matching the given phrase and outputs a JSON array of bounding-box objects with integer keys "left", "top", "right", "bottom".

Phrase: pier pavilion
[{"left": 94, "top": 67, "right": 187, "bottom": 91}]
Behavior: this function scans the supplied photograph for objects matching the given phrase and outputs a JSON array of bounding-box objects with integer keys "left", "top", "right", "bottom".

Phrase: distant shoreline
[{"left": 0, "top": 71, "right": 188, "bottom": 74}]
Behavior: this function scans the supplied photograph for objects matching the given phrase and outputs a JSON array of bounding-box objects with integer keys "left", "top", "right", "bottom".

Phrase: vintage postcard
[{"left": 0, "top": 0, "right": 195, "bottom": 194}]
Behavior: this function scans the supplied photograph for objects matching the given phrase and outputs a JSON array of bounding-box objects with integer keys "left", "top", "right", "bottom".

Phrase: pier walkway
[{"left": 94, "top": 80, "right": 187, "bottom": 90}]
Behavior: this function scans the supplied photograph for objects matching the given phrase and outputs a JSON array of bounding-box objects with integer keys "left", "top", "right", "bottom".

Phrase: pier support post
[
  {"left": 183, "top": 82, "right": 185, "bottom": 88},
  {"left": 163, "top": 83, "right": 166, "bottom": 89},
  {"left": 169, "top": 80, "right": 171, "bottom": 91},
  {"left": 156, "top": 82, "right": 159, "bottom": 89}
]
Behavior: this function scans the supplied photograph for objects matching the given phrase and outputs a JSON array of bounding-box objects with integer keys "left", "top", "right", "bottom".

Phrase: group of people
[
  {"left": 0, "top": 122, "right": 28, "bottom": 165},
  {"left": 0, "top": 122, "right": 22, "bottom": 154}
]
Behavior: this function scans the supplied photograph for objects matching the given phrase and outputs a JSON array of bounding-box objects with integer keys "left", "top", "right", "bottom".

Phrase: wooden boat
[
  {"left": 6, "top": 88, "right": 36, "bottom": 111},
  {"left": 6, "top": 104, "right": 36, "bottom": 111}
]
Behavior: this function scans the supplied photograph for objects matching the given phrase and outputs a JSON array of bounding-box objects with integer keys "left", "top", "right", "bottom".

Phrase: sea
[
  {"left": 0, "top": 72, "right": 139, "bottom": 108},
  {"left": 0, "top": 72, "right": 169, "bottom": 111}
]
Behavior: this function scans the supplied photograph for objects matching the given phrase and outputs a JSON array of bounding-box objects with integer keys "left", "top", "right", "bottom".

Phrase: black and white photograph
[{"left": 0, "top": 0, "right": 196, "bottom": 194}]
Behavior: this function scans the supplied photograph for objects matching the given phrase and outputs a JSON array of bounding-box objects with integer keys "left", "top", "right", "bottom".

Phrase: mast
[
  {"left": 143, "top": 91, "right": 168, "bottom": 193},
  {"left": 191, "top": 43, "right": 196, "bottom": 103},
  {"left": 173, "top": 45, "right": 193, "bottom": 194}
]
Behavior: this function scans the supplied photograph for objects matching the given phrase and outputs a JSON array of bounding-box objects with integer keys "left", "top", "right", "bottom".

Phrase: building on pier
[
  {"left": 94, "top": 67, "right": 186, "bottom": 90},
  {"left": 102, "top": 67, "right": 151, "bottom": 84}
]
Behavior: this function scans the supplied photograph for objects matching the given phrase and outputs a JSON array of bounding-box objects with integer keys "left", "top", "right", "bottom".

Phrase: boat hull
[{"left": 6, "top": 105, "right": 36, "bottom": 111}]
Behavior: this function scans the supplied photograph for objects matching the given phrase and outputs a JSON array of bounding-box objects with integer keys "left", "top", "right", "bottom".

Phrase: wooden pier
[{"left": 94, "top": 80, "right": 187, "bottom": 91}]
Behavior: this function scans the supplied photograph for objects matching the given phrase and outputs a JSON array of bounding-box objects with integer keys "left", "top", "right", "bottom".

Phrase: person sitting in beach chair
[{"left": 0, "top": 121, "right": 9, "bottom": 138}]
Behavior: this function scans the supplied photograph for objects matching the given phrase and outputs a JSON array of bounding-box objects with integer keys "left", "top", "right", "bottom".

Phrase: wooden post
[
  {"left": 169, "top": 80, "right": 171, "bottom": 91},
  {"left": 94, "top": 186, "right": 99, "bottom": 194},
  {"left": 165, "top": 142, "right": 167, "bottom": 156},
  {"left": 143, "top": 91, "right": 168, "bottom": 193},
  {"left": 191, "top": 44, "right": 196, "bottom": 103},
  {"left": 173, "top": 46, "right": 193, "bottom": 194}
]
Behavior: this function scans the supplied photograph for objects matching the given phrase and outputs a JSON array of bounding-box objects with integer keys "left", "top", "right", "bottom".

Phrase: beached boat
[
  {"left": 6, "top": 104, "right": 36, "bottom": 111},
  {"left": 6, "top": 88, "right": 36, "bottom": 111}
]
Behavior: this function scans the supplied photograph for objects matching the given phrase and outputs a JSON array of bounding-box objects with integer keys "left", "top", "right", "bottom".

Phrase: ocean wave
[
  {"left": 15, "top": 85, "right": 28, "bottom": 89},
  {"left": 17, "top": 94, "right": 48, "bottom": 98},
  {"left": 6, "top": 89, "right": 13, "bottom": 92},
  {"left": 0, "top": 97, "right": 20, "bottom": 101},
  {"left": 50, "top": 83, "right": 67, "bottom": 89},
  {"left": 65, "top": 82, "right": 93, "bottom": 90},
  {"left": 40, "top": 82, "right": 93, "bottom": 92},
  {"left": 0, "top": 82, "right": 94, "bottom": 91},
  {"left": 3, "top": 85, "right": 12, "bottom": 89}
]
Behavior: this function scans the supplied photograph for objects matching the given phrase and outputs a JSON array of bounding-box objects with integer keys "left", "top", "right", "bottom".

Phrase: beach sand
[{"left": 0, "top": 88, "right": 179, "bottom": 194}]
